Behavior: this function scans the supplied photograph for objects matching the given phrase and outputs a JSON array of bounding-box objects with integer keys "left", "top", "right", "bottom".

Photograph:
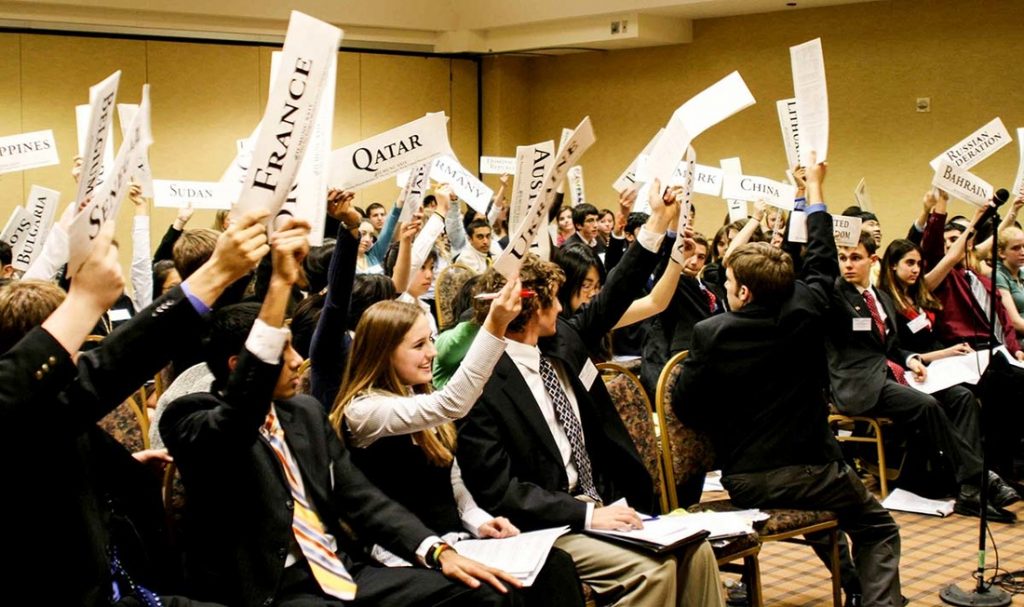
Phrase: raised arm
[
  {"left": 612, "top": 228, "right": 688, "bottom": 330},
  {"left": 367, "top": 200, "right": 401, "bottom": 266},
  {"left": 723, "top": 200, "right": 767, "bottom": 262},
  {"left": 153, "top": 203, "right": 193, "bottom": 263},
  {"left": 800, "top": 152, "right": 839, "bottom": 294},
  {"left": 923, "top": 205, "right": 984, "bottom": 292},
  {"left": 129, "top": 183, "right": 154, "bottom": 310},
  {"left": 920, "top": 191, "right": 949, "bottom": 269}
]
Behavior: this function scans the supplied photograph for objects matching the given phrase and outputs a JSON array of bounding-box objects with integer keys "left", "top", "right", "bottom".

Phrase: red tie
[{"left": 861, "top": 289, "right": 908, "bottom": 385}]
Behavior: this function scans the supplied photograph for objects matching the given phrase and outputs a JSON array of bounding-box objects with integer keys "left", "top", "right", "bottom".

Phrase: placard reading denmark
[
  {"left": 722, "top": 174, "right": 798, "bottom": 210},
  {"left": 330, "top": 112, "right": 449, "bottom": 191},
  {"left": 930, "top": 117, "right": 1011, "bottom": 172},
  {"left": 480, "top": 156, "right": 516, "bottom": 175},
  {"left": 931, "top": 158, "right": 992, "bottom": 207},
  {"left": 153, "top": 180, "right": 232, "bottom": 210},
  {"left": 0, "top": 130, "right": 59, "bottom": 175}
]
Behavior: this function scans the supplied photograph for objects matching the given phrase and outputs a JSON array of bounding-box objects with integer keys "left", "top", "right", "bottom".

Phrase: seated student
[
  {"left": 454, "top": 218, "right": 495, "bottom": 274},
  {"left": 458, "top": 182, "right": 724, "bottom": 607},
  {"left": 996, "top": 226, "right": 1024, "bottom": 336},
  {"left": 553, "top": 206, "right": 576, "bottom": 247},
  {"left": 563, "top": 203, "right": 606, "bottom": 256},
  {"left": 675, "top": 157, "right": 903, "bottom": 607},
  {"left": 828, "top": 229, "right": 1017, "bottom": 521},
  {"left": 433, "top": 275, "right": 484, "bottom": 388},
  {"left": 0, "top": 211, "right": 269, "bottom": 606},
  {"left": 161, "top": 219, "right": 521, "bottom": 607},
  {"left": 332, "top": 284, "right": 585, "bottom": 607}
]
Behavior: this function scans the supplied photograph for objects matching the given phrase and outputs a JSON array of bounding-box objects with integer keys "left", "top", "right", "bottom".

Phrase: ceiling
[{"left": 0, "top": 0, "right": 877, "bottom": 54}]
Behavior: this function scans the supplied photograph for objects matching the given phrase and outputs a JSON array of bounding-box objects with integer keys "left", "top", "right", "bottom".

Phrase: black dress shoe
[
  {"left": 987, "top": 471, "right": 1021, "bottom": 508},
  {"left": 955, "top": 487, "right": 1018, "bottom": 524}
]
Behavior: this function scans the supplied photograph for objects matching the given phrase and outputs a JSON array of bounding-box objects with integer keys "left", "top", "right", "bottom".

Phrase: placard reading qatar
[{"left": 330, "top": 112, "right": 450, "bottom": 191}]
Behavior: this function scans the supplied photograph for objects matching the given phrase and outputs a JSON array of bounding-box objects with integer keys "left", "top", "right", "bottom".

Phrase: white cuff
[
  {"left": 244, "top": 318, "right": 290, "bottom": 364},
  {"left": 415, "top": 535, "right": 445, "bottom": 565},
  {"left": 583, "top": 502, "right": 595, "bottom": 530},
  {"left": 637, "top": 225, "right": 665, "bottom": 253}
]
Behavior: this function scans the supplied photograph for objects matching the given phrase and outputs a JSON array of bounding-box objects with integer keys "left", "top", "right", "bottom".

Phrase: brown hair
[
  {"left": 330, "top": 300, "right": 455, "bottom": 466},
  {"left": 173, "top": 228, "right": 220, "bottom": 280},
  {"left": 0, "top": 281, "right": 66, "bottom": 352},
  {"left": 878, "top": 239, "right": 942, "bottom": 313},
  {"left": 726, "top": 242, "right": 794, "bottom": 308},
  {"left": 473, "top": 255, "right": 565, "bottom": 334}
]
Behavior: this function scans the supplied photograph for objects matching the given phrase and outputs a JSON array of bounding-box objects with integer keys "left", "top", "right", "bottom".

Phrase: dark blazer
[
  {"left": 161, "top": 349, "right": 437, "bottom": 607},
  {"left": 458, "top": 240, "right": 660, "bottom": 528},
  {"left": 640, "top": 276, "right": 719, "bottom": 394},
  {"left": 825, "top": 279, "right": 918, "bottom": 415},
  {"left": 0, "top": 287, "right": 208, "bottom": 605},
  {"left": 674, "top": 211, "right": 844, "bottom": 475}
]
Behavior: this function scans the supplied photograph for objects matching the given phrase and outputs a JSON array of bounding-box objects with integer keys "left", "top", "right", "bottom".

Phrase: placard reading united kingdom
[
  {"left": 330, "top": 112, "right": 450, "bottom": 191},
  {"left": 0, "top": 130, "right": 59, "bottom": 175}
]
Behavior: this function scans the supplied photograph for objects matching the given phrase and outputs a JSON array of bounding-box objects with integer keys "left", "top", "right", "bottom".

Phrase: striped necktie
[
  {"left": 263, "top": 408, "right": 357, "bottom": 600},
  {"left": 538, "top": 356, "right": 602, "bottom": 502}
]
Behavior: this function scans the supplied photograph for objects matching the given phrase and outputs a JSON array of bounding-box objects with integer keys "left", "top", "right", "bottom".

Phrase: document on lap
[{"left": 453, "top": 527, "right": 571, "bottom": 586}]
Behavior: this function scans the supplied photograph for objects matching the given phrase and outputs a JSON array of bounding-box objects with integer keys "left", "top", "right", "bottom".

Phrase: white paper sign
[
  {"left": 430, "top": 155, "right": 494, "bottom": 215},
  {"left": 720, "top": 157, "right": 747, "bottom": 221},
  {"left": 727, "top": 199, "right": 748, "bottom": 223},
  {"left": 854, "top": 178, "right": 872, "bottom": 211},
  {"left": 670, "top": 162, "right": 723, "bottom": 196},
  {"left": 722, "top": 174, "right": 797, "bottom": 210},
  {"left": 557, "top": 128, "right": 574, "bottom": 153},
  {"left": 116, "top": 104, "right": 154, "bottom": 197},
  {"left": 495, "top": 117, "right": 595, "bottom": 278},
  {"left": 10, "top": 185, "right": 59, "bottom": 271},
  {"left": 74, "top": 71, "right": 121, "bottom": 206},
  {"left": 674, "top": 71, "right": 756, "bottom": 141},
  {"left": 480, "top": 156, "right": 515, "bottom": 175},
  {"left": 235, "top": 11, "right": 341, "bottom": 227},
  {"left": 0, "top": 130, "right": 59, "bottom": 175},
  {"left": 637, "top": 115, "right": 691, "bottom": 194},
  {"left": 220, "top": 125, "right": 260, "bottom": 204},
  {"left": 68, "top": 84, "right": 153, "bottom": 276},
  {"left": 932, "top": 159, "right": 993, "bottom": 207},
  {"left": 398, "top": 160, "right": 432, "bottom": 223},
  {"left": 331, "top": 112, "right": 449, "bottom": 192},
  {"left": 153, "top": 180, "right": 232, "bottom": 210},
  {"left": 776, "top": 98, "right": 800, "bottom": 169},
  {"left": 1013, "top": 128, "right": 1024, "bottom": 198},
  {"left": 671, "top": 148, "right": 696, "bottom": 265},
  {"left": 612, "top": 129, "right": 663, "bottom": 193},
  {"left": 930, "top": 117, "right": 1012, "bottom": 172},
  {"left": 1, "top": 206, "right": 28, "bottom": 246},
  {"left": 832, "top": 214, "right": 863, "bottom": 247},
  {"left": 567, "top": 165, "right": 586, "bottom": 207},
  {"left": 509, "top": 141, "right": 555, "bottom": 238},
  {"left": 790, "top": 38, "right": 829, "bottom": 166},
  {"left": 395, "top": 169, "right": 411, "bottom": 187}
]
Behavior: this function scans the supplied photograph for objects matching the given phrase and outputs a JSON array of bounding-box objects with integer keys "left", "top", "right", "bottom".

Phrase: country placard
[
  {"left": 153, "top": 179, "right": 232, "bottom": 210},
  {"left": 430, "top": 155, "right": 493, "bottom": 214},
  {"left": 776, "top": 98, "right": 800, "bottom": 169},
  {"left": 567, "top": 165, "right": 586, "bottom": 207},
  {"left": 931, "top": 158, "right": 992, "bottom": 207},
  {"left": 10, "top": 185, "right": 60, "bottom": 271},
  {"left": 74, "top": 71, "right": 121, "bottom": 205},
  {"left": 790, "top": 38, "right": 829, "bottom": 165},
  {"left": 480, "top": 156, "right": 516, "bottom": 175},
  {"left": 330, "top": 112, "right": 449, "bottom": 191},
  {"left": 0, "top": 130, "right": 59, "bottom": 175},
  {"left": 722, "top": 174, "right": 797, "bottom": 210},
  {"left": 117, "top": 104, "right": 154, "bottom": 197},
  {"left": 930, "top": 117, "right": 1011, "bottom": 172}
]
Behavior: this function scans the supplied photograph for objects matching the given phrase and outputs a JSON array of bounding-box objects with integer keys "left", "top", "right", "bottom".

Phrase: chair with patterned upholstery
[
  {"left": 828, "top": 408, "right": 895, "bottom": 498},
  {"left": 597, "top": 362, "right": 668, "bottom": 513},
  {"left": 657, "top": 350, "right": 843, "bottom": 607},
  {"left": 98, "top": 397, "right": 150, "bottom": 453},
  {"left": 434, "top": 263, "right": 476, "bottom": 332}
]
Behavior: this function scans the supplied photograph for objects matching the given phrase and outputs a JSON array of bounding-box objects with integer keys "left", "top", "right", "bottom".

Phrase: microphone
[{"left": 977, "top": 188, "right": 1009, "bottom": 227}]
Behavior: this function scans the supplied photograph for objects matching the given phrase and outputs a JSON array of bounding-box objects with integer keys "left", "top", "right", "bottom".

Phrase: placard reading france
[
  {"left": 11, "top": 185, "right": 59, "bottom": 272},
  {"left": 330, "top": 112, "right": 450, "bottom": 191},
  {"left": 234, "top": 11, "right": 342, "bottom": 222},
  {"left": 929, "top": 117, "right": 1011, "bottom": 171},
  {"left": 0, "top": 130, "right": 59, "bottom": 175},
  {"left": 722, "top": 174, "right": 797, "bottom": 210}
]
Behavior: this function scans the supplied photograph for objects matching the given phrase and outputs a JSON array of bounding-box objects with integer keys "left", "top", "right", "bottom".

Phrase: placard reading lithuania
[
  {"left": 722, "top": 174, "right": 797, "bottom": 210},
  {"left": 234, "top": 11, "right": 342, "bottom": 223},
  {"left": 153, "top": 180, "right": 231, "bottom": 210},
  {"left": 480, "top": 156, "right": 516, "bottom": 175},
  {"left": 776, "top": 98, "right": 801, "bottom": 170},
  {"left": 74, "top": 71, "right": 121, "bottom": 206},
  {"left": 790, "top": 38, "right": 829, "bottom": 166},
  {"left": 0, "top": 130, "right": 59, "bottom": 175},
  {"left": 430, "top": 155, "right": 493, "bottom": 214},
  {"left": 932, "top": 158, "right": 992, "bottom": 207},
  {"left": 1014, "top": 128, "right": 1024, "bottom": 198},
  {"left": 930, "top": 117, "right": 1011, "bottom": 172},
  {"left": 11, "top": 185, "right": 59, "bottom": 272},
  {"left": 330, "top": 112, "right": 449, "bottom": 191}
]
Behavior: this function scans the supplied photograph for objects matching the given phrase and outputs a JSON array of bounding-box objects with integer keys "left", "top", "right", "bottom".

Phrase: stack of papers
[
  {"left": 909, "top": 347, "right": 1024, "bottom": 395},
  {"left": 454, "top": 526, "right": 570, "bottom": 586},
  {"left": 882, "top": 488, "right": 955, "bottom": 517},
  {"left": 588, "top": 510, "right": 755, "bottom": 553}
]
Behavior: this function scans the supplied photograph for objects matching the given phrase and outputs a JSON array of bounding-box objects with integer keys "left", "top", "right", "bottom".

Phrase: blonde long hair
[{"left": 330, "top": 300, "right": 456, "bottom": 466}]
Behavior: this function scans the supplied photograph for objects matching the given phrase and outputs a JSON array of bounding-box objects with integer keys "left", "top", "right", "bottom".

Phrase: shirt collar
[{"left": 505, "top": 339, "right": 541, "bottom": 374}]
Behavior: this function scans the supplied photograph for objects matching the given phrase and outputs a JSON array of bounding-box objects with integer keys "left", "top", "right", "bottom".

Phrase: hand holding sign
[
  {"left": 325, "top": 189, "right": 360, "bottom": 234},
  {"left": 482, "top": 274, "right": 524, "bottom": 338},
  {"left": 269, "top": 218, "right": 312, "bottom": 286},
  {"left": 69, "top": 220, "right": 124, "bottom": 315},
  {"left": 433, "top": 184, "right": 452, "bottom": 216},
  {"left": 185, "top": 209, "right": 272, "bottom": 307}
]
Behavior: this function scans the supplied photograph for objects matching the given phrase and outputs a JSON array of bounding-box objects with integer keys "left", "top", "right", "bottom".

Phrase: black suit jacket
[
  {"left": 674, "top": 211, "right": 844, "bottom": 475},
  {"left": 825, "top": 280, "right": 918, "bottom": 415},
  {"left": 458, "top": 240, "right": 660, "bottom": 529},
  {"left": 0, "top": 287, "right": 208, "bottom": 605},
  {"left": 161, "top": 349, "right": 437, "bottom": 607}
]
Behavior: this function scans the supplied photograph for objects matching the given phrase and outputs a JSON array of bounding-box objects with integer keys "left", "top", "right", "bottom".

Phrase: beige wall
[
  {"left": 484, "top": 0, "right": 1024, "bottom": 245},
  {"left": 0, "top": 33, "right": 479, "bottom": 283}
]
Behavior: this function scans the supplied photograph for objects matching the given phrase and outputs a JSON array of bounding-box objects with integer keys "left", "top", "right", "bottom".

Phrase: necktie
[
  {"left": 538, "top": 356, "right": 602, "bottom": 502},
  {"left": 701, "top": 283, "right": 717, "bottom": 313},
  {"left": 966, "top": 270, "right": 1004, "bottom": 343},
  {"left": 861, "top": 289, "right": 908, "bottom": 385},
  {"left": 263, "top": 408, "right": 357, "bottom": 600}
]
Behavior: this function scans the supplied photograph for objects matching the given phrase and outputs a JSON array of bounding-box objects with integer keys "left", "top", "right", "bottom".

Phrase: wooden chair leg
[
  {"left": 744, "top": 554, "right": 763, "bottom": 607},
  {"left": 871, "top": 420, "right": 889, "bottom": 498},
  {"left": 830, "top": 527, "right": 842, "bottom": 607}
]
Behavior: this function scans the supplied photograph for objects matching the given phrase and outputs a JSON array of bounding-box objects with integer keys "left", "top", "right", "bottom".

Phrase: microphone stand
[{"left": 939, "top": 207, "right": 1012, "bottom": 607}]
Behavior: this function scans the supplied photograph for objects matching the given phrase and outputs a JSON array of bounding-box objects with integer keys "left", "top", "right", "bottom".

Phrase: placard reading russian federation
[
  {"left": 854, "top": 178, "right": 873, "bottom": 211},
  {"left": 790, "top": 38, "right": 829, "bottom": 166},
  {"left": 932, "top": 159, "right": 993, "bottom": 207},
  {"left": 0, "top": 130, "right": 59, "bottom": 175},
  {"left": 1014, "top": 128, "right": 1024, "bottom": 198},
  {"left": 74, "top": 71, "right": 121, "bottom": 206},
  {"left": 495, "top": 117, "right": 595, "bottom": 279},
  {"left": 234, "top": 11, "right": 341, "bottom": 224},
  {"left": 722, "top": 174, "right": 797, "bottom": 210},
  {"left": 776, "top": 98, "right": 800, "bottom": 170},
  {"left": 153, "top": 180, "right": 232, "bottom": 210},
  {"left": 567, "top": 166, "right": 586, "bottom": 207},
  {"left": 509, "top": 140, "right": 555, "bottom": 237},
  {"left": 398, "top": 160, "right": 432, "bottom": 223},
  {"left": 10, "top": 185, "right": 60, "bottom": 271},
  {"left": 480, "top": 156, "right": 515, "bottom": 175},
  {"left": 612, "top": 129, "right": 663, "bottom": 193},
  {"left": 116, "top": 104, "right": 154, "bottom": 197},
  {"left": 930, "top": 117, "right": 1011, "bottom": 172},
  {"left": 430, "top": 155, "right": 493, "bottom": 214},
  {"left": 68, "top": 84, "right": 153, "bottom": 276},
  {"left": 331, "top": 112, "right": 449, "bottom": 191}
]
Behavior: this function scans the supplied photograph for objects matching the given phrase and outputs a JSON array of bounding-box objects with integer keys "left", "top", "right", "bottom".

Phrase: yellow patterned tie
[{"left": 264, "top": 408, "right": 357, "bottom": 600}]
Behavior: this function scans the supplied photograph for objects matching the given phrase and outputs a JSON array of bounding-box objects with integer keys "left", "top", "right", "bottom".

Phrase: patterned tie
[
  {"left": 861, "top": 289, "right": 908, "bottom": 385},
  {"left": 538, "top": 356, "right": 602, "bottom": 502},
  {"left": 263, "top": 408, "right": 357, "bottom": 600}
]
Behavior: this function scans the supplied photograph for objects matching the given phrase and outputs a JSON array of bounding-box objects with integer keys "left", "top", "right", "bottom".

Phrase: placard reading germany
[
  {"left": 430, "top": 155, "right": 493, "bottom": 214},
  {"left": 0, "top": 130, "right": 59, "bottom": 175},
  {"left": 330, "top": 112, "right": 449, "bottom": 191}
]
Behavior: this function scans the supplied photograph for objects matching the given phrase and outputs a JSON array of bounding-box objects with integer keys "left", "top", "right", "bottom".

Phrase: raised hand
[{"left": 270, "top": 218, "right": 311, "bottom": 286}]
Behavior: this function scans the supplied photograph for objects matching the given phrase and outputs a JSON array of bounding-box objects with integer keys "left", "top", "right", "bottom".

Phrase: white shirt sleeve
[
  {"left": 451, "top": 458, "right": 494, "bottom": 536},
  {"left": 244, "top": 318, "right": 290, "bottom": 364},
  {"left": 130, "top": 215, "right": 153, "bottom": 311},
  {"left": 22, "top": 224, "right": 69, "bottom": 281},
  {"left": 636, "top": 225, "right": 665, "bottom": 253},
  {"left": 411, "top": 213, "right": 446, "bottom": 275}
]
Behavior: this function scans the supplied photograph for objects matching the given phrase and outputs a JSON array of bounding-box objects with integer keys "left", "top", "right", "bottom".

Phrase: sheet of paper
[
  {"left": 0, "top": 129, "right": 59, "bottom": 176},
  {"left": 907, "top": 353, "right": 986, "bottom": 394},
  {"left": 636, "top": 115, "right": 691, "bottom": 194},
  {"left": 720, "top": 157, "right": 747, "bottom": 221},
  {"left": 331, "top": 112, "right": 449, "bottom": 191},
  {"left": 692, "top": 164, "right": 724, "bottom": 196},
  {"left": 495, "top": 117, "right": 595, "bottom": 279},
  {"left": 612, "top": 129, "right": 663, "bottom": 194},
  {"left": 853, "top": 178, "right": 872, "bottom": 211},
  {"left": 703, "top": 470, "right": 724, "bottom": 492},
  {"left": 116, "top": 104, "right": 154, "bottom": 197},
  {"left": 882, "top": 488, "right": 954, "bottom": 517},
  {"left": 480, "top": 155, "right": 515, "bottom": 175},
  {"left": 674, "top": 71, "right": 756, "bottom": 141},
  {"left": 430, "top": 154, "right": 494, "bottom": 214},
  {"left": 10, "top": 185, "right": 59, "bottom": 272},
  {"left": 790, "top": 38, "right": 829, "bottom": 165},
  {"left": 235, "top": 11, "right": 341, "bottom": 225},
  {"left": 509, "top": 140, "right": 555, "bottom": 259},
  {"left": 776, "top": 98, "right": 801, "bottom": 170},
  {"left": 722, "top": 174, "right": 797, "bottom": 210},
  {"left": 219, "top": 124, "right": 260, "bottom": 203},
  {"left": 567, "top": 165, "right": 586, "bottom": 207},
  {"left": 929, "top": 117, "right": 1012, "bottom": 172},
  {"left": 74, "top": 71, "right": 121, "bottom": 205},
  {"left": 727, "top": 199, "right": 748, "bottom": 223},
  {"left": 931, "top": 158, "right": 993, "bottom": 207},
  {"left": 153, "top": 179, "right": 232, "bottom": 210},
  {"left": 454, "top": 527, "right": 570, "bottom": 586},
  {"left": 398, "top": 160, "right": 432, "bottom": 223},
  {"left": 832, "top": 214, "right": 862, "bottom": 247},
  {"left": 557, "top": 128, "right": 574, "bottom": 154},
  {"left": 1013, "top": 128, "right": 1024, "bottom": 198}
]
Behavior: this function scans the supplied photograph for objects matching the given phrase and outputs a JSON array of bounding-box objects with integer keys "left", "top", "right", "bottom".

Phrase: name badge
[
  {"left": 852, "top": 318, "right": 872, "bottom": 332},
  {"left": 108, "top": 308, "right": 132, "bottom": 322},
  {"left": 907, "top": 313, "right": 931, "bottom": 334},
  {"left": 579, "top": 358, "right": 598, "bottom": 391}
]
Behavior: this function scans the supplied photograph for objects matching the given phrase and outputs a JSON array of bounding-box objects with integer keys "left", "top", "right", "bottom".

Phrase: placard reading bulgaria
[
  {"left": 0, "top": 130, "right": 59, "bottom": 175},
  {"left": 11, "top": 185, "right": 59, "bottom": 271}
]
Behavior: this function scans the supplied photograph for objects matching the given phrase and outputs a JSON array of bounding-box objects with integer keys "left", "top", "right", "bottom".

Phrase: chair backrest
[
  {"left": 98, "top": 397, "right": 150, "bottom": 452},
  {"left": 597, "top": 362, "right": 669, "bottom": 514},
  {"left": 434, "top": 263, "right": 476, "bottom": 331},
  {"left": 162, "top": 462, "right": 187, "bottom": 548},
  {"left": 654, "top": 350, "right": 715, "bottom": 511}
]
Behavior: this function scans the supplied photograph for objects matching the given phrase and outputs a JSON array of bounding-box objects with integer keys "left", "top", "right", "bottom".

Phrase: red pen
[{"left": 474, "top": 289, "right": 536, "bottom": 301}]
